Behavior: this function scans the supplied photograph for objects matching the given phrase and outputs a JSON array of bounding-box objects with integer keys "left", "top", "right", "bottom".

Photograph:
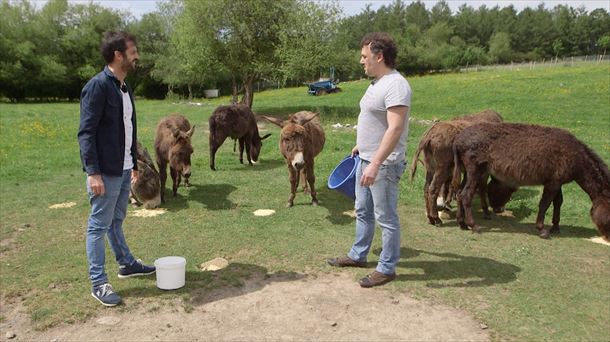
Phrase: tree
[
  {"left": 489, "top": 31, "right": 512, "bottom": 63},
  {"left": 174, "top": 0, "right": 293, "bottom": 107}
]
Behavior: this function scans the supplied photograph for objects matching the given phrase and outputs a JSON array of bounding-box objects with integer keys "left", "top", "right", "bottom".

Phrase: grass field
[{"left": 1, "top": 64, "right": 609, "bottom": 341}]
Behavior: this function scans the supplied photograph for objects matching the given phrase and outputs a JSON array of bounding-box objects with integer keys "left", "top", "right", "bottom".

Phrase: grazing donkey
[
  {"left": 154, "top": 114, "right": 195, "bottom": 202},
  {"left": 208, "top": 104, "right": 271, "bottom": 170},
  {"left": 263, "top": 111, "right": 325, "bottom": 207},
  {"left": 130, "top": 141, "right": 161, "bottom": 209},
  {"left": 452, "top": 122, "right": 610, "bottom": 241},
  {"left": 410, "top": 109, "right": 503, "bottom": 226}
]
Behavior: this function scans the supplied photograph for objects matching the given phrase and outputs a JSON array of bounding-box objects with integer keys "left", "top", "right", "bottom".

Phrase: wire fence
[{"left": 460, "top": 55, "right": 610, "bottom": 72}]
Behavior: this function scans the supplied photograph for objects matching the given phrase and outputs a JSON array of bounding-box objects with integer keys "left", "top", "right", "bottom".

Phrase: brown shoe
[
  {"left": 358, "top": 271, "right": 396, "bottom": 288},
  {"left": 327, "top": 256, "right": 367, "bottom": 268}
]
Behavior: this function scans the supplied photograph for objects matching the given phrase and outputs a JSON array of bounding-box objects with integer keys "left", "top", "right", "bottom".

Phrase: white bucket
[{"left": 154, "top": 256, "right": 186, "bottom": 290}]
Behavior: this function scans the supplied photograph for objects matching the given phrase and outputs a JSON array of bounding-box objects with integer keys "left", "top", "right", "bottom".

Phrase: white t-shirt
[
  {"left": 356, "top": 70, "right": 412, "bottom": 164},
  {"left": 122, "top": 87, "right": 134, "bottom": 170}
]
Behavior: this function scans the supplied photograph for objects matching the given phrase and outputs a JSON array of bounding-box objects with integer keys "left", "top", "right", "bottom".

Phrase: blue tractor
[{"left": 307, "top": 67, "right": 341, "bottom": 96}]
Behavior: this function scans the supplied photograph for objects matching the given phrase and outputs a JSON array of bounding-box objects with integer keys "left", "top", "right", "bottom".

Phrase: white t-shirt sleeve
[{"left": 384, "top": 78, "right": 411, "bottom": 109}]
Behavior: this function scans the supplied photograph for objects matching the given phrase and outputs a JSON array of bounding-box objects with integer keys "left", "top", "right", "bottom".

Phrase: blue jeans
[
  {"left": 348, "top": 159, "right": 406, "bottom": 275},
  {"left": 86, "top": 170, "right": 136, "bottom": 286}
]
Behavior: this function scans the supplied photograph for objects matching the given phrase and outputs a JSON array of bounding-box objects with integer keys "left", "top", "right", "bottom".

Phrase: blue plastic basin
[{"left": 327, "top": 155, "right": 360, "bottom": 200}]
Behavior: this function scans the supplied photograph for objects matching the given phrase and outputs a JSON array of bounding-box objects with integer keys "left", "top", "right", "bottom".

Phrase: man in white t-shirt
[{"left": 328, "top": 32, "right": 412, "bottom": 287}]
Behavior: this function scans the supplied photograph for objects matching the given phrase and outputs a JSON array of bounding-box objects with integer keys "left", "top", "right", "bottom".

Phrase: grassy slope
[{"left": 0, "top": 64, "right": 608, "bottom": 340}]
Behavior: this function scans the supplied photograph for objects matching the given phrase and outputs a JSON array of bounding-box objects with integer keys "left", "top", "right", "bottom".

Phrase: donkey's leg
[
  {"left": 210, "top": 132, "right": 228, "bottom": 171},
  {"left": 245, "top": 138, "right": 253, "bottom": 166},
  {"left": 157, "top": 162, "right": 167, "bottom": 203},
  {"left": 287, "top": 166, "right": 298, "bottom": 207},
  {"left": 550, "top": 187, "right": 563, "bottom": 234},
  {"left": 424, "top": 169, "right": 434, "bottom": 225},
  {"left": 455, "top": 174, "right": 468, "bottom": 229},
  {"left": 460, "top": 164, "right": 481, "bottom": 233},
  {"left": 427, "top": 168, "right": 450, "bottom": 226},
  {"left": 238, "top": 138, "right": 245, "bottom": 164},
  {"left": 478, "top": 173, "right": 491, "bottom": 220},
  {"left": 536, "top": 184, "right": 561, "bottom": 239},
  {"left": 306, "top": 165, "right": 318, "bottom": 206},
  {"left": 170, "top": 167, "right": 179, "bottom": 197},
  {"left": 301, "top": 169, "right": 309, "bottom": 194}
]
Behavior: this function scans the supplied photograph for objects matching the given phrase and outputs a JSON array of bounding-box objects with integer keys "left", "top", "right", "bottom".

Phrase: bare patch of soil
[{"left": 0, "top": 273, "right": 489, "bottom": 341}]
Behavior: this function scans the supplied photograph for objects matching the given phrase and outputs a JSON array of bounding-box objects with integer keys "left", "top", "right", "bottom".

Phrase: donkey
[
  {"left": 410, "top": 109, "right": 503, "bottom": 226},
  {"left": 130, "top": 141, "right": 161, "bottom": 209},
  {"left": 208, "top": 104, "right": 271, "bottom": 170},
  {"left": 263, "top": 111, "right": 325, "bottom": 207},
  {"left": 452, "top": 122, "right": 610, "bottom": 241},
  {"left": 154, "top": 114, "right": 195, "bottom": 202}
]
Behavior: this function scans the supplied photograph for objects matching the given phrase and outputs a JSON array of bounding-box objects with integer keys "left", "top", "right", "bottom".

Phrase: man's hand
[
  {"left": 360, "top": 161, "right": 380, "bottom": 187},
  {"left": 131, "top": 170, "right": 140, "bottom": 185},
  {"left": 88, "top": 174, "right": 105, "bottom": 196},
  {"left": 351, "top": 145, "right": 359, "bottom": 158}
]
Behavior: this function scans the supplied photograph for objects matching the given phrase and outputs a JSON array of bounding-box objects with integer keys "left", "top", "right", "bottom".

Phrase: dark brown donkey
[
  {"left": 154, "top": 114, "right": 195, "bottom": 202},
  {"left": 410, "top": 109, "right": 503, "bottom": 226},
  {"left": 208, "top": 104, "right": 271, "bottom": 170},
  {"left": 452, "top": 122, "right": 610, "bottom": 241},
  {"left": 263, "top": 111, "right": 325, "bottom": 207}
]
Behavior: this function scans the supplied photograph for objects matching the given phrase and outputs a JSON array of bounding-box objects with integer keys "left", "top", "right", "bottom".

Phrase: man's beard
[{"left": 123, "top": 59, "right": 137, "bottom": 73}]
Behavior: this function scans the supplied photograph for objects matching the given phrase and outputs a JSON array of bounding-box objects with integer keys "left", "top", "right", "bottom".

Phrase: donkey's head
[
  {"left": 487, "top": 177, "right": 518, "bottom": 213},
  {"left": 250, "top": 131, "right": 272, "bottom": 163},
  {"left": 591, "top": 197, "right": 610, "bottom": 242},
  {"left": 263, "top": 112, "right": 319, "bottom": 171},
  {"left": 169, "top": 125, "right": 195, "bottom": 181}
]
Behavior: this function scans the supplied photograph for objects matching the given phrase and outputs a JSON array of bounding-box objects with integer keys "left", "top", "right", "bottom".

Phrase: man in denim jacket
[{"left": 78, "top": 31, "right": 155, "bottom": 306}]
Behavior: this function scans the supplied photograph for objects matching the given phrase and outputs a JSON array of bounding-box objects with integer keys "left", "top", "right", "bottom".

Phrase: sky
[{"left": 32, "top": 0, "right": 610, "bottom": 18}]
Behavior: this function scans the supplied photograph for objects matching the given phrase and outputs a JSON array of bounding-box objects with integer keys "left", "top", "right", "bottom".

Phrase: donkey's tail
[
  {"left": 410, "top": 125, "right": 435, "bottom": 181},
  {"left": 451, "top": 143, "right": 462, "bottom": 193}
]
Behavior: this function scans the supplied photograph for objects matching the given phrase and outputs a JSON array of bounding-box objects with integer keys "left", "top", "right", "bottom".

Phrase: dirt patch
[{"left": 0, "top": 273, "right": 489, "bottom": 341}]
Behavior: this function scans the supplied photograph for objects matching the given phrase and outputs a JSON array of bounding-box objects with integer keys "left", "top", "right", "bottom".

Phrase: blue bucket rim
[{"left": 328, "top": 155, "right": 360, "bottom": 190}]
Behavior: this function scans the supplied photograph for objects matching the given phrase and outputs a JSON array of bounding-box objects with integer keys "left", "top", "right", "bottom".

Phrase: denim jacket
[{"left": 78, "top": 66, "right": 138, "bottom": 176}]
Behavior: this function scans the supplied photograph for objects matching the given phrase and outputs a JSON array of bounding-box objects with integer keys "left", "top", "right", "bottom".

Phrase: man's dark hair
[
  {"left": 100, "top": 31, "right": 137, "bottom": 64},
  {"left": 360, "top": 32, "right": 397, "bottom": 68}
]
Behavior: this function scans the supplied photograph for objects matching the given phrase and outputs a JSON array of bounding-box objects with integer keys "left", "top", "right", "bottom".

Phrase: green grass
[{"left": 1, "top": 64, "right": 609, "bottom": 340}]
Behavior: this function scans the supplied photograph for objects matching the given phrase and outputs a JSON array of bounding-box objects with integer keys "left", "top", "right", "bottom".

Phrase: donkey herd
[{"left": 130, "top": 105, "right": 610, "bottom": 242}]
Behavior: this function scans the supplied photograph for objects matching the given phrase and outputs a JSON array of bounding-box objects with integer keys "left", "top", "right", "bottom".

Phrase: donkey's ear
[
  {"left": 186, "top": 125, "right": 195, "bottom": 138},
  {"left": 260, "top": 133, "right": 272, "bottom": 140},
  {"left": 295, "top": 111, "right": 319, "bottom": 126},
  {"left": 261, "top": 115, "right": 285, "bottom": 128}
]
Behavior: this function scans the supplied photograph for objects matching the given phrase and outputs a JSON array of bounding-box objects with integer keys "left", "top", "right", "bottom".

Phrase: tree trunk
[
  {"left": 240, "top": 75, "right": 255, "bottom": 108},
  {"left": 188, "top": 84, "right": 193, "bottom": 100},
  {"left": 231, "top": 75, "right": 239, "bottom": 104}
]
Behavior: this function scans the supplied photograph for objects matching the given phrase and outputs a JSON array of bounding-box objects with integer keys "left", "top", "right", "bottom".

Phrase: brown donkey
[
  {"left": 154, "top": 114, "right": 195, "bottom": 202},
  {"left": 208, "top": 104, "right": 271, "bottom": 170},
  {"left": 130, "top": 141, "right": 161, "bottom": 209},
  {"left": 452, "top": 122, "right": 610, "bottom": 240},
  {"left": 410, "top": 109, "right": 503, "bottom": 226},
  {"left": 263, "top": 111, "right": 325, "bottom": 207}
]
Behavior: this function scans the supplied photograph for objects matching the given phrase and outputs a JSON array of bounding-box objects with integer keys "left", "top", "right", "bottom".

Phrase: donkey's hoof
[
  {"left": 550, "top": 225, "right": 560, "bottom": 233},
  {"left": 286, "top": 202, "right": 294, "bottom": 208},
  {"left": 459, "top": 222, "right": 469, "bottom": 230},
  {"left": 312, "top": 201, "right": 318, "bottom": 206},
  {"left": 471, "top": 225, "right": 481, "bottom": 234},
  {"left": 539, "top": 229, "right": 551, "bottom": 239}
]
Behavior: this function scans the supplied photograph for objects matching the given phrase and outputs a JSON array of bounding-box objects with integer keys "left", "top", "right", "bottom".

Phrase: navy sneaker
[
  {"left": 118, "top": 259, "right": 156, "bottom": 278},
  {"left": 91, "top": 283, "right": 122, "bottom": 306}
]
